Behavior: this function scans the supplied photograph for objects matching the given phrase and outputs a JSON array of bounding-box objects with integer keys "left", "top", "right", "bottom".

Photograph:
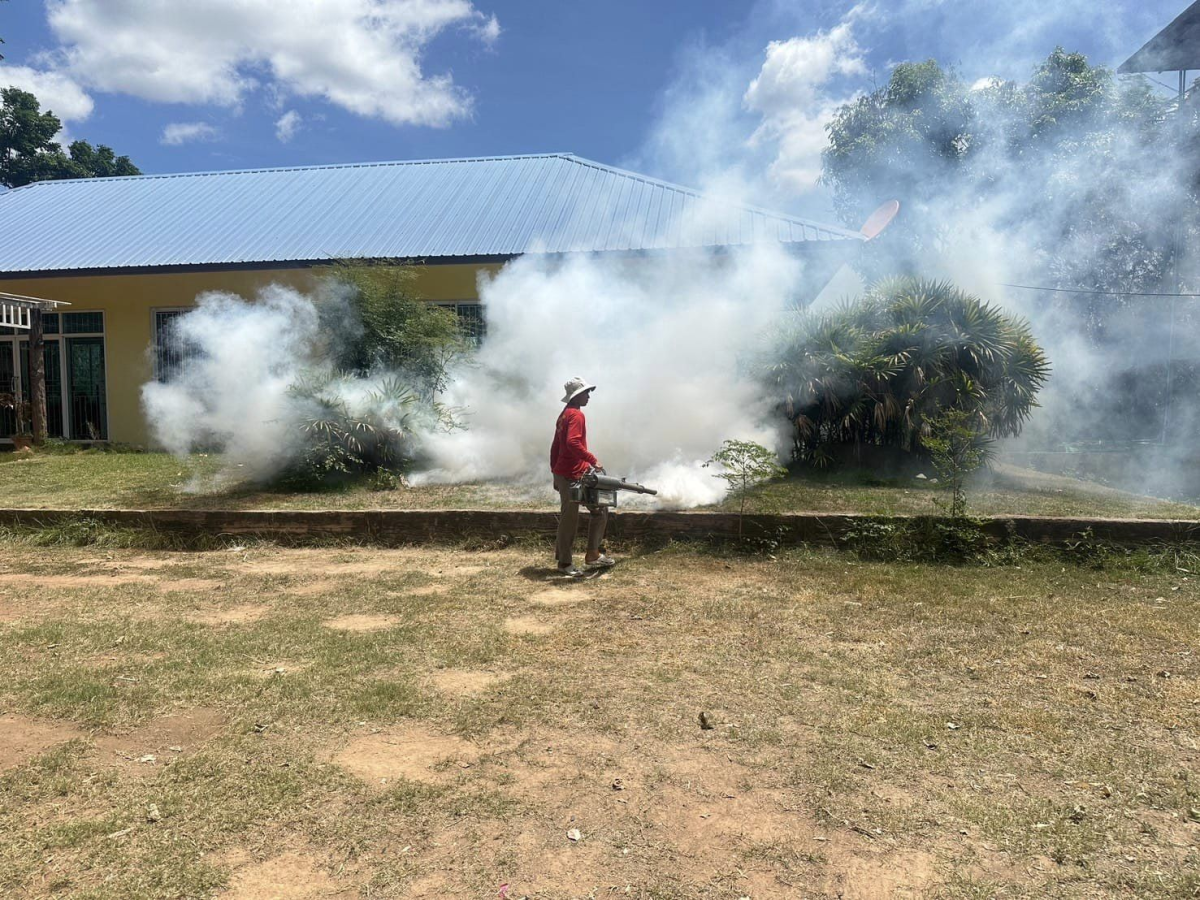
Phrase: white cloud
[
  {"left": 743, "top": 12, "right": 867, "bottom": 193},
  {"left": 44, "top": 0, "right": 499, "bottom": 127},
  {"left": 275, "top": 110, "right": 302, "bottom": 143},
  {"left": 0, "top": 64, "right": 94, "bottom": 123},
  {"left": 473, "top": 14, "right": 501, "bottom": 44},
  {"left": 160, "top": 122, "right": 221, "bottom": 146}
]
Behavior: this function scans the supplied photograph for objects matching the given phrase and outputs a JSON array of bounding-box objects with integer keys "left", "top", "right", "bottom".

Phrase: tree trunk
[{"left": 29, "top": 308, "right": 47, "bottom": 446}]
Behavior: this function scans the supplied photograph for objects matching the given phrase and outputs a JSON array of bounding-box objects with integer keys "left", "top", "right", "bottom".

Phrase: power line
[{"left": 1000, "top": 282, "right": 1200, "bottom": 298}]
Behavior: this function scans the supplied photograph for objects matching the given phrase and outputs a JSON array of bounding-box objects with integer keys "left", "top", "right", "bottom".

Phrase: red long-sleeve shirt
[{"left": 550, "top": 407, "right": 598, "bottom": 479}]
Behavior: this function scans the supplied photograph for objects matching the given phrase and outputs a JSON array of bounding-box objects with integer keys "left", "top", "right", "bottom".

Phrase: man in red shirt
[{"left": 550, "top": 376, "right": 616, "bottom": 576}]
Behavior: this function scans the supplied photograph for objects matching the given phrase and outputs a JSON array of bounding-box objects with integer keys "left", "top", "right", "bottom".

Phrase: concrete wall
[{"left": 0, "top": 263, "right": 500, "bottom": 445}]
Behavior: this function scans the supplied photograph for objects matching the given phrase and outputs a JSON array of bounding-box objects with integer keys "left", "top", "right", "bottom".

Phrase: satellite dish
[{"left": 860, "top": 200, "right": 900, "bottom": 240}]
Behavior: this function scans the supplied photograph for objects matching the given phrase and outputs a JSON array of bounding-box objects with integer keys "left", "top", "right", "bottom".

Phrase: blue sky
[{"left": 0, "top": 0, "right": 1188, "bottom": 208}]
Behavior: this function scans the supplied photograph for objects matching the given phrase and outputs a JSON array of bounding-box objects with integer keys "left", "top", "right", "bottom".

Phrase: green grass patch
[{"left": 3, "top": 448, "right": 1198, "bottom": 520}]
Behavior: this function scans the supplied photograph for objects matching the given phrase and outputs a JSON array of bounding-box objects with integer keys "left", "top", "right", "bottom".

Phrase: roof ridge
[
  {"left": 563, "top": 155, "right": 862, "bottom": 235},
  {"left": 11, "top": 151, "right": 581, "bottom": 190}
]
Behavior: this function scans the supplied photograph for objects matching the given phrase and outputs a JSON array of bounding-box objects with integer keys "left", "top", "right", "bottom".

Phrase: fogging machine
[{"left": 568, "top": 468, "right": 657, "bottom": 508}]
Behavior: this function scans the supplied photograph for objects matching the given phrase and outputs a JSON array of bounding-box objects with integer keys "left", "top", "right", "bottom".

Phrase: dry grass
[
  {"left": 2, "top": 449, "right": 1198, "bottom": 520},
  {"left": 0, "top": 542, "right": 1197, "bottom": 898}
]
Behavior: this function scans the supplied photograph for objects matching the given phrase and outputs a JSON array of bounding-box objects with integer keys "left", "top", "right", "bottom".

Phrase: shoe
[
  {"left": 585, "top": 554, "right": 616, "bottom": 569},
  {"left": 557, "top": 564, "right": 584, "bottom": 577}
]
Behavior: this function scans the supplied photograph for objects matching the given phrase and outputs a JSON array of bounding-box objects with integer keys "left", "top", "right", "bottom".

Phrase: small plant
[
  {"left": 705, "top": 439, "right": 788, "bottom": 538},
  {"left": 924, "top": 407, "right": 991, "bottom": 519}
]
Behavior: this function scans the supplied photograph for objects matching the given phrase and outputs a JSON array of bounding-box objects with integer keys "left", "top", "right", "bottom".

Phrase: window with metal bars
[
  {"left": 153, "top": 309, "right": 196, "bottom": 382},
  {"left": 436, "top": 302, "right": 486, "bottom": 345}
]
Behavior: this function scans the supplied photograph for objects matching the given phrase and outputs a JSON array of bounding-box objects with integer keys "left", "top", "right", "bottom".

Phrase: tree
[
  {"left": 705, "top": 439, "right": 787, "bottom": 538},
  {"left": 318, "top": 261, "right": 466, "bottom": 399},
  {"left": 0, "top": 88, "right": 140, "bottom": 188},
  {"left": 771, "top": 278, "right": 1050, "bottom": 467},
  {"left": 821, "top": 60, "right": 975, "bottom": 268},
  {"left": 821, "top": 50, "right": 1185, "bottom": 301},
  {"left": 924, "top": 408, "right": 990, "bottom": 519}
]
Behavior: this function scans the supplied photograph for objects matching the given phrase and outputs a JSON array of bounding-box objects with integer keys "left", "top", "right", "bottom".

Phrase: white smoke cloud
[
  {"left": 414, "top": 246, "right": 812, "bottom": 508},
  {"left": 41, "top": 0, "right": 498, "bottom": 127},
  {"left": 625, "top": 0, "right": 1199, "bottom": 499},
  {"left": 141, "top": 286, "right": 321, "bottom": 484},
  {"left": 140, "top": 0, "right": 1199, "bottom": 504}
]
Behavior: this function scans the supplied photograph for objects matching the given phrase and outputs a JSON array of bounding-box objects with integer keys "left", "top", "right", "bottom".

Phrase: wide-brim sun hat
[{"left": 561, "top": 376, "right": 596, "bottom": 404}]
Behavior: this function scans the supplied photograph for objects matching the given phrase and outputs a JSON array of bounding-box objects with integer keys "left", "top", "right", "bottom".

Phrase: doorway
[{"left": 0, "top": 312, "right": 107, "bottom": 441}]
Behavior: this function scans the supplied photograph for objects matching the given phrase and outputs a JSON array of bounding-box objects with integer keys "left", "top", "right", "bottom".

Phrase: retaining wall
[{"left": 0, "top": 508, "right": 1198, "bottom": 546}]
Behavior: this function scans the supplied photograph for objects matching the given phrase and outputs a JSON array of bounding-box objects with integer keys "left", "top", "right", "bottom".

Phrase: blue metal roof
[{"left": 0, "top": 153, "right": 862, "bottom": 274}]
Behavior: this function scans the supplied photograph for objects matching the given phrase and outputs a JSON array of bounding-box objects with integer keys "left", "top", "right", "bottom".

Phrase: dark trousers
[{"left": 553, "top": 474, "right": 608, "bottom": 567}]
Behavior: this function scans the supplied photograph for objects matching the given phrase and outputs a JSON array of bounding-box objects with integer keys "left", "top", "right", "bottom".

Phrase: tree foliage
[
  {"left": 771, "top": 278, "right": 1049, "bottom": 467},
  {"left": 319, "top": 261, "right": 466, "bottom": 398},
  {"left": 0, "top": 87, "right": 140, "bottom": 188},
  {"left": 821, "top": 49, "right": 1185, "bottom": 303}
]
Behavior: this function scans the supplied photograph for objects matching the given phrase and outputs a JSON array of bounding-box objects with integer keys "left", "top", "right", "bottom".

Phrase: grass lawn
[
  {"left": 0, "top": 540, "right": 1197, "bottom": 898},
  {"left": 1, "top": 449, "right": 1197, "bottom": 519}
]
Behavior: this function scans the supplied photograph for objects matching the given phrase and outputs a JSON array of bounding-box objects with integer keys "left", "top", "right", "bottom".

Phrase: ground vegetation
[{"left": 0, "top": 449, "right": 1195, "bottom": 519}]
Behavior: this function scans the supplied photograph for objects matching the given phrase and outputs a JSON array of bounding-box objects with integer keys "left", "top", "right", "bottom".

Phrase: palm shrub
[
  {"left": 277, "top": 262, "right": 467, "bottom": 488},
  {"left": 771, "top": 277, "right": 1049, "bottom": 467},
  {"left": 279, "top": 374, "right": 437, "bottom": 488}
]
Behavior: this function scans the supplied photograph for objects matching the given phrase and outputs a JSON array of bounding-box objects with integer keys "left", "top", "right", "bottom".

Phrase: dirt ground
[{"left": 0, "top": 542, "right": 1197, "bottom": 898}]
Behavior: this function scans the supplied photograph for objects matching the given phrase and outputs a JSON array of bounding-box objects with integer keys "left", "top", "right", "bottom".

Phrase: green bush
[
  {"left": 278, "top": 262, "right": 467, "bottom": 489},
  {"left": 925, "top": 408, "right": 991, "bottom": 518},
  {"left": 771, "top": 277, "right": 1049, "bottom": 468}
]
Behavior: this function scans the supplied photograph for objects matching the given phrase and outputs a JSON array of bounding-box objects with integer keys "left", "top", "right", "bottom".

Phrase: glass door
[
  {"left": 66, "top": 337, "right": 107, "bottom": 440},
  {"left": 19, "top": 341, "right": 65, "bottom": 439}
]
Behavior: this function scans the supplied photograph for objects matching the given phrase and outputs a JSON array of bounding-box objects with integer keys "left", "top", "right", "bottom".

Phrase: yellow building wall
[{"left": 0, "top": 263, "right": 499, "bottom": 446}]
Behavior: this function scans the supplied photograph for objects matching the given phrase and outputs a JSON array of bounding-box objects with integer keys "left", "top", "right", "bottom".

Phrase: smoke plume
[{"left": 415, "top": 246, "right": 812, "bottom": 507}]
